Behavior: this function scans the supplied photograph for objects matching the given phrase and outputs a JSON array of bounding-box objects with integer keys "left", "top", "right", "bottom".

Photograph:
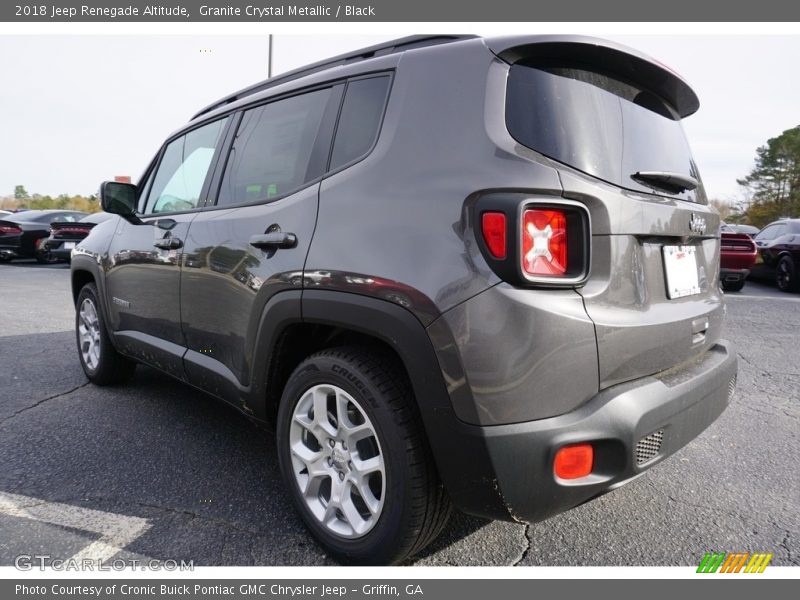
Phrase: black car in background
[
  {"left": 0, "top": 210, "right": 87, "bottom": 263},
  {"left": 751, "top": 218, "right": 800, "bottom": 292},
  {"left": 46, "top": 212, "right": 114, "bottom": 262}
]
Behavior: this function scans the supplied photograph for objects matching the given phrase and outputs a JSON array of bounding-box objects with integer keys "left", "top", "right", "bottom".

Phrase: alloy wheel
[
  {"left": 288, "top": 384, "right": 386, "bottom": 539},
  {"left": 78, "top": 298, "right": 102, "bottom": 370}
]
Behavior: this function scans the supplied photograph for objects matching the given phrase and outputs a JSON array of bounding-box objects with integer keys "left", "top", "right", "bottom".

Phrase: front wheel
[
  {"left": 776, "top": 255, "right": 800, "bottom": 293},
  {"left": 76, "top": 283, "right": 136, "bottom": 385},
  {"left": 276, "top": 347, "right": 451, "bottom": 565}
]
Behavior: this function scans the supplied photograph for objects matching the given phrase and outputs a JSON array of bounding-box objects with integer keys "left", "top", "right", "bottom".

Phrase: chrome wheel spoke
[
  {"left": 353, "top": 455, "right": 382, "bottom": 475},
  {"left": 351, "top": 473, "right": 381, "bottom": 515},
  {"left": 312, "top": 387, "right": 337, "bottom": 438},
  {"left": 341, "top": 421, "right": 372, "bottom": 446},
  {"left": 340, "top": 490, "right": 366, "bottom": 534}
]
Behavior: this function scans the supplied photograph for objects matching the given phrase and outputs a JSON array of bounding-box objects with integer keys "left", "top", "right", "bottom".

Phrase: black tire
[
  {"left": 34, "top": 239, "right": 61, "bottom": 264},
  {"left": 75, "top": 283, "right": 136, "bottom": 385},
  {"left": 276, "top": 347, "right": 451, "bottom": 565},
  {"left": 776, "top": 255, "right": 800, "bottom": 293},
  {"left": 722, "top": 279, "right": 745, "bottom": 292}
]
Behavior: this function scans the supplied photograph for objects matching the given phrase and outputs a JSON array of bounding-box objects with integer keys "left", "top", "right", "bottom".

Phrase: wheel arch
[{"left": 250, "top": 289, "right": 511, "bottom": 521}]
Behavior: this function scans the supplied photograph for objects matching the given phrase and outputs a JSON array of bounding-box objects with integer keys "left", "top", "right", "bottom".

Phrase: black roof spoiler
[
  {"left": 486, "top": 35, "right": 700, "bottom": 117},
  {"left": 191, "top": 35, "right": 477, "bottom": 121}
]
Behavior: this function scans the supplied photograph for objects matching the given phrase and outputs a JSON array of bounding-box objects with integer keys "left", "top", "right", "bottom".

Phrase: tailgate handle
[{"left": 692, "top": 317, "right": 709, "bottom": 345}]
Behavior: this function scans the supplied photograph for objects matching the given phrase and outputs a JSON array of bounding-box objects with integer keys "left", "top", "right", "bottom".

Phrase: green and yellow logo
[{"left": 697, "top": 552, "right": 773, "bottom": 573}]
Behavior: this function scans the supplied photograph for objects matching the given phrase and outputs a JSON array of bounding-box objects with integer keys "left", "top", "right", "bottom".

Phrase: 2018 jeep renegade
[{"left": 71, "top": 35, "right": 738, "bottom": 564}]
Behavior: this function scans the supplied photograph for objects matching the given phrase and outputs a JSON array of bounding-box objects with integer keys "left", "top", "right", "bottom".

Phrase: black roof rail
[{"left": 190, "top": 35, "right": 477, "bottom": 120}]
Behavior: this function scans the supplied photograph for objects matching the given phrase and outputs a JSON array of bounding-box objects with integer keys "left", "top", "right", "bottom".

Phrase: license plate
[
  {"left": 663, "top": 245, "right": 701, "bottom": 299},
  {"left": 63, "top": 242, "right": 75, "bottom": 250}
]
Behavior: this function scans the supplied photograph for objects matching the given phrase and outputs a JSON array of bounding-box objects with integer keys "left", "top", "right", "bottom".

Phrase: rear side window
[
  {"left": 506, "top": 62, "right": 705, "bottom": 203},
  {"left": 49, "top": 213, "right": 81, "bottom": 223},
  {"left": 329, "top": 76, "right": 391, "bottom": 171},
  {"left": 756, "top": 223, "right": 786, "bottom": 241},
  {"left": 217, "top": 88, "right": 332, "bottom": 206}
]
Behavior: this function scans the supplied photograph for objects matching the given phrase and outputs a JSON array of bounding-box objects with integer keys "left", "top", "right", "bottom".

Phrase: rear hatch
[{"left": 497, "top": 38, "right": 723, "bottom": 390}]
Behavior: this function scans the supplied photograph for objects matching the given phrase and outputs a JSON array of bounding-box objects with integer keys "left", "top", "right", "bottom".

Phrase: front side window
[
  {"left": 145, "top": 117, "right": 229, "bottom": 214},
  {"left": 217, "top": 88, "right": 332, "bottom": 206}
]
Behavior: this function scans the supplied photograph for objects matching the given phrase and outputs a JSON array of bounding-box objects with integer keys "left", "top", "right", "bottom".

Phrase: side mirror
[{"left": 100, "top": 181, "right": 140, "bottom": 223}]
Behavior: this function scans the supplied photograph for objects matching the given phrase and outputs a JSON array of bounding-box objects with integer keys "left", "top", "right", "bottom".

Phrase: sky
[{"left": 0, "top": 34, "right": 798, "bottom": 203}]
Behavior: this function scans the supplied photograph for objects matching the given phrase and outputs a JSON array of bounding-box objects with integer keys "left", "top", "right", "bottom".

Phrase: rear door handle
[
  {"left": 249, "top": 232, "right": 297, "bottom": 250},
  {"left": 154, "top": 237, "right": 183, "bottom": 250}
]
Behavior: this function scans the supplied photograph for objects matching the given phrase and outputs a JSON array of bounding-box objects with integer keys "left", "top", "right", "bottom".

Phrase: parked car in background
[
  {"left": 750, "top": 218, "right": 800, "bottom": 292},
  {"left": 46, "top": 212, "right": 115, "bottom": 262},
  {"left": 719, "top": 229, "right": 757, "bottom": 292},
  {"left": 0, "top": 210, "right": 87, "bottom": 263},
  {"left": 721, "top": 223, "right": 760, "bottom": 236}
]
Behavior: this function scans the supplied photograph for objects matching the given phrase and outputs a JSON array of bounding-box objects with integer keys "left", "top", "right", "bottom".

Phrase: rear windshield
[{"left": 506, "top": 62, "right": 706, "bottom": 203}]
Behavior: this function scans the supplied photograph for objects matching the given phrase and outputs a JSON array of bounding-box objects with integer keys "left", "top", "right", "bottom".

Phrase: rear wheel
[
  {"left": 776, "top": 255, "right": 800, "bottom": 293},
  {"left": 34, "top": 238, "right": 61, "bottom": 264},
  {"left": 722, "top": 279, "right": 745, "bottom": 292},
  {"left": 276, "top": 347, "right": 451, "bottom": 565},
  {"left": 76, "top": 283, "right": 136, "bottom": 385}
]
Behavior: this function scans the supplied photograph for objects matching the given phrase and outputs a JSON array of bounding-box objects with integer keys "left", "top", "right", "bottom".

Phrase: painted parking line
[{"left": 0, "top": 491, "right": 151, "bottom": 561}]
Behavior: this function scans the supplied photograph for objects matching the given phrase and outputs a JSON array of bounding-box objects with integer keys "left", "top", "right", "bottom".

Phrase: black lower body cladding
[{"left": 435, "top": 341, "right": 736, "bottom": 523}]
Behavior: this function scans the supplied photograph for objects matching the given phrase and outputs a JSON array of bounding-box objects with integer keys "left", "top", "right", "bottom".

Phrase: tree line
[
  {"left": 734, "top": 125, "right": 800, "bottom": 228},
  {"left": 0, "top": 185, "right": 101, "bottom": 213}
]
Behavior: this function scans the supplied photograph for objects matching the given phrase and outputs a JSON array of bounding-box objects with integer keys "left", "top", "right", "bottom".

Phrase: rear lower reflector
[{"left": 554, "top": 443, "right": 594, "bottom": 479}]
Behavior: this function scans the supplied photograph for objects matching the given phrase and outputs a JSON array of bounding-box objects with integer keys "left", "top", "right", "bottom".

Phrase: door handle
[
  {"left": 249, "top": 232, "right": 297, "bottom": 250},
  {"left": 154, "top": 237, "right": 183, "bottom": 250}
]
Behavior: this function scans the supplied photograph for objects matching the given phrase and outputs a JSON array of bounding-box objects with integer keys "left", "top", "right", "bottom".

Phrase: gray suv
[{"left": 71, "top": 35, "right": 737, "bottom": 564}]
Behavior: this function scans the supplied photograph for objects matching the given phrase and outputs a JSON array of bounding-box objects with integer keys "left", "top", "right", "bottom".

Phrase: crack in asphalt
[
  {"left": 772, "top": 520, "right": 798, "bottom": 566},
  {"left": 511, "top": 523, "right": 532, "bottom": 566},
  {"left": 0, "top": 381, "right": 90, "bottom": 426}
]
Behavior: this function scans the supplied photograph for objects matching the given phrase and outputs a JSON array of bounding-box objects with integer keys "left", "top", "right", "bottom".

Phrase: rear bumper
[
  {"left": 720, "top": 267, "right": 750, "bottom": 282},
  {"left": 444, "top": 340, "right": 737, "bottom": 523},
  {"left": 0, "top": 244, "right": 22, "bottom": 259},
  {"left": 45, "top": 239, "right": 75, "bottom": 260}
]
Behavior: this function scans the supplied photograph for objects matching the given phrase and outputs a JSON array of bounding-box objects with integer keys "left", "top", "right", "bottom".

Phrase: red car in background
[{"left": 719, "top": 223, "right": 758, "bottom": 292}]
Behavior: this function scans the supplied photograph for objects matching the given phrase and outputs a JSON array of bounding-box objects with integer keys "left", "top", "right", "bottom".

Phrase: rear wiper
[{"left": 632, "top": 171, "right": 699, "bottom": 194}]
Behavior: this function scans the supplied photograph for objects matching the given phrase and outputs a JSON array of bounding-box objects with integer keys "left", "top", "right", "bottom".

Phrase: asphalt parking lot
[{"left": 0, "top": 260, "right": 797, "bottom": 567}]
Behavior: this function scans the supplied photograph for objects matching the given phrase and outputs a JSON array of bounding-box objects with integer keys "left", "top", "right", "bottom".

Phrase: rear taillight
[
  {"left": 481, "top": 212, "right": 507, "bottom": 259},
  {"left": 0, "top": 225, "right": 22, "bottom": 235},
  {"left": 521, "top": 209, "right": 567, "bottom": 276},
  {"left": 473, "top": 193, "right": 590, "bottom": 287},
  {"left": 53, "top": 226, "right": 90, "bottom": 236}
]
